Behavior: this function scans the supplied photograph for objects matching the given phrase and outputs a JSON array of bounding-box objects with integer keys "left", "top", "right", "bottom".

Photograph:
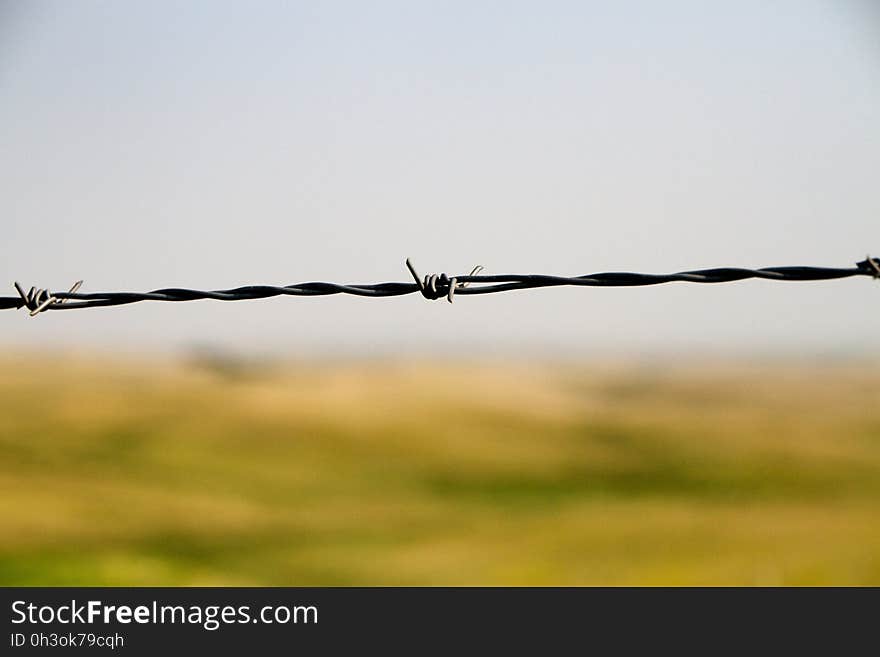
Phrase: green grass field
[{"left": 1, "top": 353, "right": 879, "bottom": 585}]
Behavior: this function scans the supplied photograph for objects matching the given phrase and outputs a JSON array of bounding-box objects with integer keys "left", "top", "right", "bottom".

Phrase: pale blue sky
[{"left": 1, "top": 1, "right": 878, "bottom": 356}]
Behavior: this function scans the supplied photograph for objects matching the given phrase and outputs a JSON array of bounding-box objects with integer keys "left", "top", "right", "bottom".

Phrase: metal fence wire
[{"left": 3, "top": 256, "right": 878, "bottom": 316}]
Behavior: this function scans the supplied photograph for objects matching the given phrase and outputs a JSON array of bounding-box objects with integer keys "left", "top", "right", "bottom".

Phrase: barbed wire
[{"left": 2, "top": 256, "right": 878, "bottom": 316}]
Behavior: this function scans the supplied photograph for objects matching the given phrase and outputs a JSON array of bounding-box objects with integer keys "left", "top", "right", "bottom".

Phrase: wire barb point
[
  {"left": 13, "top": 280, "right": 83, "bottom": 316},
  {"left": 404, "top": 258, "right": 483, "bottom": 303},
  {"left": 858, "top": 255, "right": 880, "bottom": 279}
]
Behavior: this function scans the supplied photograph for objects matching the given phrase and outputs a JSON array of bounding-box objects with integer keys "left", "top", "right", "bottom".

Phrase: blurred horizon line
[{"left": 3, "top": 343, "right": 878, "bottom": 367}]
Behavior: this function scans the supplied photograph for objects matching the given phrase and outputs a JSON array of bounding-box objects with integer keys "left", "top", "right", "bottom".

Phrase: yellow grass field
[{"left": 1, "top": 353, "right": 879, "bottom": 585}]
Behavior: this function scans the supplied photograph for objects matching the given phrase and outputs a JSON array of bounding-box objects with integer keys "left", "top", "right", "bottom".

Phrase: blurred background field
[{"left": 1, "top": 352, "right": 878, "bottom": 585}]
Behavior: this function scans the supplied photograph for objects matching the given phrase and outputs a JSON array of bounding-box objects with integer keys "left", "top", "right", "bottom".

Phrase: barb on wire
[
  {"left": 2, "top": 255, "right": 877, "bottom": 316},
  {"left": 864, "top": 254, "right": 880, "bottom": 278},
  {"left": 12, "top": 280, "right": 83, "bottom": 316},
  {"left": 406, "top": 258, "right": 484, "bottom": 303}
]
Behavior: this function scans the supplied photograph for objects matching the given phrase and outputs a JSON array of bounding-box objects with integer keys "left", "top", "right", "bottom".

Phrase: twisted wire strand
[{"left": 2, "top": 256, "right": 877, "bottom": 315}]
